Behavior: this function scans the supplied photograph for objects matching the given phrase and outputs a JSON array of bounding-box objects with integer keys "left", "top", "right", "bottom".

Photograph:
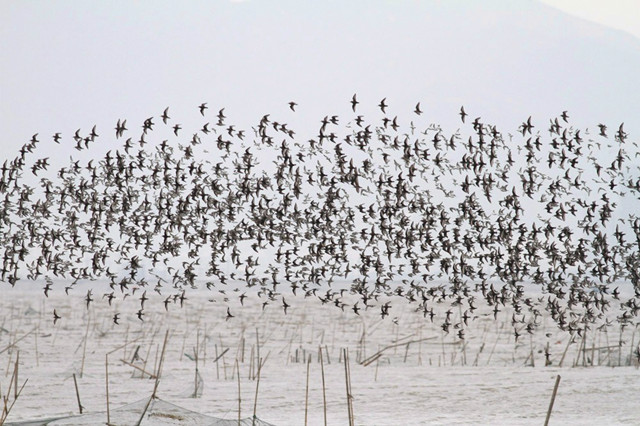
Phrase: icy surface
[{"left": 0, "top": 290, "right": 639, "bottom": 425}]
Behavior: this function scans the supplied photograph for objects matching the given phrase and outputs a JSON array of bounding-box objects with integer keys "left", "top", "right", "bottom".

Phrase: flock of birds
[{"left": 1, "top": 96, "right": 639, "bottom": 340}]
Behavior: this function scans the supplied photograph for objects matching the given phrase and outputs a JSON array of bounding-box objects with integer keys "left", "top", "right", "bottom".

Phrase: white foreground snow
[{"left": 0, "top": 288, "right": 639, "bottom": 425}]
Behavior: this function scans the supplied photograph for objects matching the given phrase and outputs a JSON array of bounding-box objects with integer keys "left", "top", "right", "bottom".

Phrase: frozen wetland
[{"left": 0, "top": 289, "right": 638, "bottom": 425}]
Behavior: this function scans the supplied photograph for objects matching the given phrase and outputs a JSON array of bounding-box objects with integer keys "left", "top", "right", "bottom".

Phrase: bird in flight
[
  {"left": 351, "top": 94, "right": 359, "bottom": 112},
  {"left": 459, "top": 106, "right": 467, "bottom": 123},
  {"left": 379, "top": 98, "right": 388, "bottom": 114}
]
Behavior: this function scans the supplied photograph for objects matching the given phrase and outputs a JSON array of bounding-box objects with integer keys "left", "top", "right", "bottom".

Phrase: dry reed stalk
[
  {"left": 618, "top": 325, "right": 623, "bottom": 367},
  {"left": 52, "top": 311, "right": 62, "bottom": 345},
  {"left": 459, "top": 305, "right": 467, "bottom": 365},
  {"left": 194, "top": 330, "right": 200, "bottom": 397},
  {"left": 4, "top": 344, "right": 13, "bottom": 378},
  {"left": 581, "top": 326, "right": 588, "bottom": 367},
  {"left": 34, "top": 323, "right": 39, "bottom": 368},
  {"left": 3, "top": 364, "right": 14, "bottom": 416},
  {"left": 558, "top": 334, "right": 573, "bottom": 367},
  {"left": 136, "top": 395, "right": 153, "bottom": 426},
  {"left": 486, "top": 322, "right": 503, "bottom": 366},
  {"left": 572, "top": 328, "right": 584, "bottom": 367},
  {"left": 418, "top": 325, "right": 423, "bottom": 366},
  {"left": 597, "top": 329, "right": 602, "bottom": 366},
  {"left": 119, "top": 358, "right": 157, "bottom": 378},
  {"left": 304, "top": 354, "right": 311, "bottom": 426},
  {"left": 72, "top": 373, "right": 83, "bottom": 414},
  {"left": 319, "top": 347, "right": 327, "bottom": 426},
  {"left": 331, "top": 317, "right": 337, "bottom": 351},
  {"left": 212, "top": 347, "right": 229, "bottom": 363},
  {"left": 394, "top": 324, "right": 400, "bottom": 354},
  {"left": 0, "top": 355, "right": 26, "bottom": 425},
  {"left": 236, "top": 359, "right": 241, "bottom": 426},
  {"left": 357, "top": 326, "right": 366, "bottom": 364},
  {"left": 233, "top": 337, "right": 243, "bottom": 377},
  {"left": 450, "top": 337, "right": 457, "bottom": 366},
  {"left": 214, "top": 345, "right": 220, "bottom": 380},
  {"left": 12, "top": 352, "right": 17, "bottom": 400},
  {"left": 362, "top": 353, "right": 382, "bottom": 368},
  {"left": 249, "top": 344, "right": 255, "bottom": 379},
  {"left": 252, "top": 357, "right": 263, "bottom": 426},
  {"left": 0, "top": 328, "right": 35, "bottom": 356},
  {"left": 299, "top": 320, "right": 304, "bottom": 346},
  {"left": 259, "top": 352, "right": 270, "bottom": 370},
  {"left": 343, "top": 348, "right": 354, "bottom": 426},
  {"left": 361, "top": 336, "right": 436, "bottom": 366},
  {"left": 544, "top": 375, "right": 561, "bottom": 426},
  {"left": 141, "top": 337, "right": 153, "bottom": 378},
  {"left": 590, "top": 330, "right": 596, "bottom": 367},
  {"left": 232, "top": 352, "right": 238, "bottom": 378},
  {"left": 480, "top": 323, "right": 490, "bottom": 343},
  {"left": 108, "top": 335, "right": 145, "bottom": 357},
  {"left": 151, "top": 330, "right": 170, "bottom": 398},
  {"left": 310, "top": 313, "right": 315, "bottom": 345},
  {"left": 343, "top": 348, "right": 350, "bottom": 424},
  {"left": 441, "top": 330, "right": 447, "bottom": 366},
  {"left": 0, "top": 377, "right": 27, "bottom": 426},
  {"left": 460, "top": 341, "right": 469, "bottom": 366},
  {"left": 1, "top": 385, "right": 4, "bottom": 421},
  {"left": 105, "top": 354, "right": 110, "bottom": 425},
  {"left": 130, "top": 345, "right": 140, "bottom": 364},
  {"left": 152, "top": 343, "right": 160, "bottom": 379},
  {"left": 219, "top": 335, "right": 228, "bottom": 380},
  {"left": 473, "top": 342, "right": 485, "bottom": 367},
  {"left": 255, "top": 328, "right": 260, "bottom": 380},
  {"left": 80, "top": 313, "right": 90, "bottom": 378},
  {"left": 545, "top": 342, "right": 551, "bottom": 367},
  {"left": 604, "top": 328, "right": 611, "bottom": 366},
  {"left": 123, "top": 325, "right": 129, "bottom": 360},
  {"left": 628, "top": 325, "right": 637, "bottom": 367},
  {"left": 529, "top": 334, "right": 535, "bottom": 367},
  {"left": 180, "top": 330, "right": 187, "bottom": 362},
  {"left": 203, "top": 324, "right": 208, "bottom": 366}
]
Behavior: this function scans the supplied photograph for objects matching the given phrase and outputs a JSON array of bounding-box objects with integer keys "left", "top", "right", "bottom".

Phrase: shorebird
[
  {"left": 351, "top": 94, "right": 359, "bottom": 112},
  {"left": 0, "top": 98, "right": 637, "bottom": 336}
]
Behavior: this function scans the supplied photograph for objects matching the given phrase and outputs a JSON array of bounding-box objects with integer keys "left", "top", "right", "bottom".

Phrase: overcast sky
[{"left": 1, "top": 0, "right": 639, "bottom": 159}]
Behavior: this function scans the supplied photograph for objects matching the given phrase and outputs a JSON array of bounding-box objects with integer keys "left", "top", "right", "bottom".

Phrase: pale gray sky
[{"left": 1, "top": 0, "right": 639, "bottom": 160}]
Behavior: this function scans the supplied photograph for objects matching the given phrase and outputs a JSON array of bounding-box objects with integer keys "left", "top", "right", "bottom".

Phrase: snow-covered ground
[{"left": 1, "top": 289, "right": 639, "bottom": 425}]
